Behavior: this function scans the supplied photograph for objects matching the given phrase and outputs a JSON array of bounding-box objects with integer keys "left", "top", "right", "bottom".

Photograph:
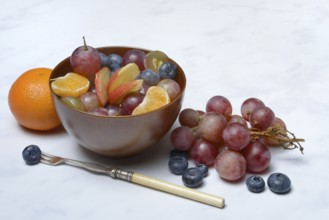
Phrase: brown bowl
[{"left": 50, "top": 46, "right": 186, "bottom": 157}]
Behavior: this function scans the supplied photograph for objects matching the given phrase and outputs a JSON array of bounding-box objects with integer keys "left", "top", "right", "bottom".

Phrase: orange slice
[
  {"left": 51, "top": 72, "right": 90, "bottom": 97},
  {"left": 132, "top": 86, "right": 170, "bottom": 115}
]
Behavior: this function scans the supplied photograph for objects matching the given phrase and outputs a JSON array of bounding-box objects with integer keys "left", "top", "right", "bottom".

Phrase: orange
[
  {"left": 132, "top": 86, "right": 170, "bottom": 115},
  {"left": 8, "top": 67, "right": 61, "bottom": 131},
  {"left": 51, "top": 72, "right": 90, "bottom": 97}
]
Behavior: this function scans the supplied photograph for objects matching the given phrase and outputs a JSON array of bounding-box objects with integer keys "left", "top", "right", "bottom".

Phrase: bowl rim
[{"left": 50, "top": 46, "right": 186, "bottom": 118}]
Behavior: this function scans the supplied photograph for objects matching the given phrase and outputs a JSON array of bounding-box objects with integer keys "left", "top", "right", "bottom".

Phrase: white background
[{"left": 1, "top": 0, "right": 328, "bottom": 219}]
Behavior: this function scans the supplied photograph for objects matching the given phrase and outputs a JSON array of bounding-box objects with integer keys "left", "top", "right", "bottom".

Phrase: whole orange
[{"left": 8, "top": 67, "right": 61, "bottom": 131}]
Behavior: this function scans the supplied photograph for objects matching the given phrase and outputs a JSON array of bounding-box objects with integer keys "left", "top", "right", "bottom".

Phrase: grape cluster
[{"left": 170, "top": 95, "right": 304, "bottom": 183}]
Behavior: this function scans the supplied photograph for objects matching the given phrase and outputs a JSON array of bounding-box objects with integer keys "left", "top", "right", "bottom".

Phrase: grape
[
  {"left": 261, "top": 117, "right": 287, "bottom": 146},
  {"left": 157, "top": 79, "right": 181, "bottom": 100},
  {"left": 121, "top": 92, "right": 145, "bottom": 115},
  {"left": 222, "top": 123, "right": 250, "bottom": 151},
  {"left": 242, "top": 141, "right": 271, "bottom": 173},
  {"left": 79, "top": 92, "right": 101, "bottom": 111},
  {"left": 106, "top": 105, "right": 121, "bottom": 116},
  {"left": 190, "top": 139, "right": 218, "bottom": 166},
  {"left": 159, "top": 62, "right": 177, "bottom": 79},
  {"left": 88, "top": 107, "right": 109, "bottom": 116},
  {"left": 122, "top": 49, "right": 146, "bottom": 70},
  {"left": 138, "top": 69, "right": 161, "bottom": 86},
  {"left": 70, "top": 37, "right": 101, "bottom": 81},
  {"left": 170, "top": 126, "right": 196, "bottom": 151},
  {"left": 249, "top": 106, "right": 275, "bottom": 131},
  {"left": 61, "top": 96, "right": 85, "bottom": 111},
  {"left": 206, "top": 96, "right": 232, "bottom": 119},
  {"left": 198, "top": 112, "right": 227, "bottom": 144},
  {"left": 228, "top": 114, "right": 248, "bottom": 128},
  {"left": 214, "top": 150, "right": 247, "bottom": 181},
  {"left": 178, "top": 108, "right": 199, "bottom": 128},
  {"left": 241, "top": 98, "right": 265, "bottom": 121},
  {"left": 144, "top": 50, "right": 169, "bottom": 72}
]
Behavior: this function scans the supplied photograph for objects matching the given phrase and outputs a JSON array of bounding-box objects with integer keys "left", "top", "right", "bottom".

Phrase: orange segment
[
  {"left": 132, "top": 86, "right": 170, "bottom": 115},
  {"left": 51, "top": 72, "right": 90, "bottom": 97}
]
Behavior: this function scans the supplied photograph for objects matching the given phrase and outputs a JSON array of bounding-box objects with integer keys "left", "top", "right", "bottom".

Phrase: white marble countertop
[{"left": 1, "top": 0, "right": 328, "bottom": 219}]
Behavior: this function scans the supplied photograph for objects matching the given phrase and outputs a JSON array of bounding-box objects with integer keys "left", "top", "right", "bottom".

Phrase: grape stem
[
  {"left": 82, "top": 36, "right": 88, "bottom": 51},
  {"left": 250, "top": 126, "right": 305, "bottom": 154}
]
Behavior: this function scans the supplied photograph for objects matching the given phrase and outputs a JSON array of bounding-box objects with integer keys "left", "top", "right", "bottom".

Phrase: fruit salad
[{"left": 51, "top": 38, "right": 181, "bottom": 116}]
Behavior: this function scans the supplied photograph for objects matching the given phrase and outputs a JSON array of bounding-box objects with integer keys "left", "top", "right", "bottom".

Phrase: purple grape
[
  {"left": 228, "top": 114, "right": 248, "bottom": 128},
  {"left": 122, "top": 49, "right": 146, "bottom": 70},
  {"left": 79, "top": 92, "right": 101, "bottom": 111},
  {"left": 121, "top": 92, "right": 145, "bottom": 115},
  {"left": 106, "top": 105, "right": 121, "bottom": 116}
]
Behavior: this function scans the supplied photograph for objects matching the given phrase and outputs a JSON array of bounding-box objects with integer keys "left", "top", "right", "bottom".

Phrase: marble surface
[{"left": 1, "top": 0, "right": 328, "bottom": 219}]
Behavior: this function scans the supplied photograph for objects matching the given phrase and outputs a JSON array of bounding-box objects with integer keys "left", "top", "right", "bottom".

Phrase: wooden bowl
[{"left": 50, "top": 46, "right": 186, "bottom": 157}]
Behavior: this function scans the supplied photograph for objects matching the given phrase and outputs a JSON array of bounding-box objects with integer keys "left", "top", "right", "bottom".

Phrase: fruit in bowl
[{"left": 50, "top": 44, "right": 186, "bottom": 157}]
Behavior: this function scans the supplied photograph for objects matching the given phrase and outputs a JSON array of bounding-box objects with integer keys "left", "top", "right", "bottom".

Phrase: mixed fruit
[
  {"left": 168, "top": 95, "right": 303, "bottom": 193},
  {"left": 51, "top": 37, "right": 181, "bottom": 116}
]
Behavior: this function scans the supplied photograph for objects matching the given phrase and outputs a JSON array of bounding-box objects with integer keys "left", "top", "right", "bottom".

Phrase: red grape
[
  {"left": 178, "top": 108, "right": 199, "bottom": 128},
  {"left": 70, "top": 37, "right": 101, "bottom": 82},
  {"left": 88, "top": 107, "right": 109, "bottom": 116},
  {"left": 261, "top": 117, "right": 287, "bottom": 146},
  {"left": 206, "top": 95, "right": 232, "bottom": 119},
  {"left": 198, "top": 112, "right": 227, "bottom": 144},
  {"left": 241, "top": 98, "right": 265, "bottom": 121},
  {"left": 214, "top": 150, "right": 247, "bottom": 181},
  {"left": 79, "top": 92, "right": 101, "bottom": 111},
  {"left": 170, "top": 126, "right": 196, "bottom": 151},
  {"left": 157, "top": 79, "right": 181, "bottom": 100},
  {"left": 222, "top": 123, "right": 250, "bottom": 151},
  {"left": 249, "top": 106, "right": 275, "bottom": 131},
  {"left": 242, "top": 141, "right": 271, "bottom": 173},
  {"left": 228, "top": 114, "right": 248, "bottom": 127},
  {"left": 190, "top": 139, "right": 218, "bottom": 166}
]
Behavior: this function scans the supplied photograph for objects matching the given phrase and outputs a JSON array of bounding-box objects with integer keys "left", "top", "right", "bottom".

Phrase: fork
[{"left": 40, "top": 151, "right": 225, "bottom": 208}]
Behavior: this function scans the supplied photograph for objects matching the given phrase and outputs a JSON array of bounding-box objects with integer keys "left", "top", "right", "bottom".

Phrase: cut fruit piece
[
  {"left": 107, "top": 63, "right": 140, "bottom": 93},
  {"left": 132, "top": 86, "right": 170, "bottom": 115},
  {"left": 95, "top": 67, "right": 111, "bottom": 106},
  {"left": 108, "top": 79, "right": 143, "bottom": 105},
  {"left": 51, "top": 72, "right": 90, "bottom": 97}
]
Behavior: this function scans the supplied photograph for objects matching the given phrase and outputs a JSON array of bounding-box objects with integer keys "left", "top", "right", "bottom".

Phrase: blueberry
[
  {"left": 168, "top": 156, "right": 188, "bottom": 175},
  {"left": 267, "top": 173, "right": 291, "bottom": 194},
  {"left": 196, "top": 164, "right": 208, "bottom": 177},
  {"left": 139, "top": 69, "right": 161, "bottom": 86},
  {"left": 99, "top": 52, "right": 109, "bottom": 67},
  {"left": 22, "top": 145, "right": 41, "bottom": 165},
  {"left": 159, "top": 62, "right": 177, "bottom": 80},
  {"left": 182, "top": 167, "right": 204, "bottom": 188},
  {"left": 169, "top": 149, "right": 188, "bottom": 159},
  {"left": 246, "top": 175, "right": 265, "bottom": 193},
  {"left": 107, "top": 54, "right": 122, "bottom": 71}
]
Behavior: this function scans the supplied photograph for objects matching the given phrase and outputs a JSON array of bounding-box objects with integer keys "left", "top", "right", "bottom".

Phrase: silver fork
[{"left": 40, "top": 151, "right": 225, "bottom": 208}]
